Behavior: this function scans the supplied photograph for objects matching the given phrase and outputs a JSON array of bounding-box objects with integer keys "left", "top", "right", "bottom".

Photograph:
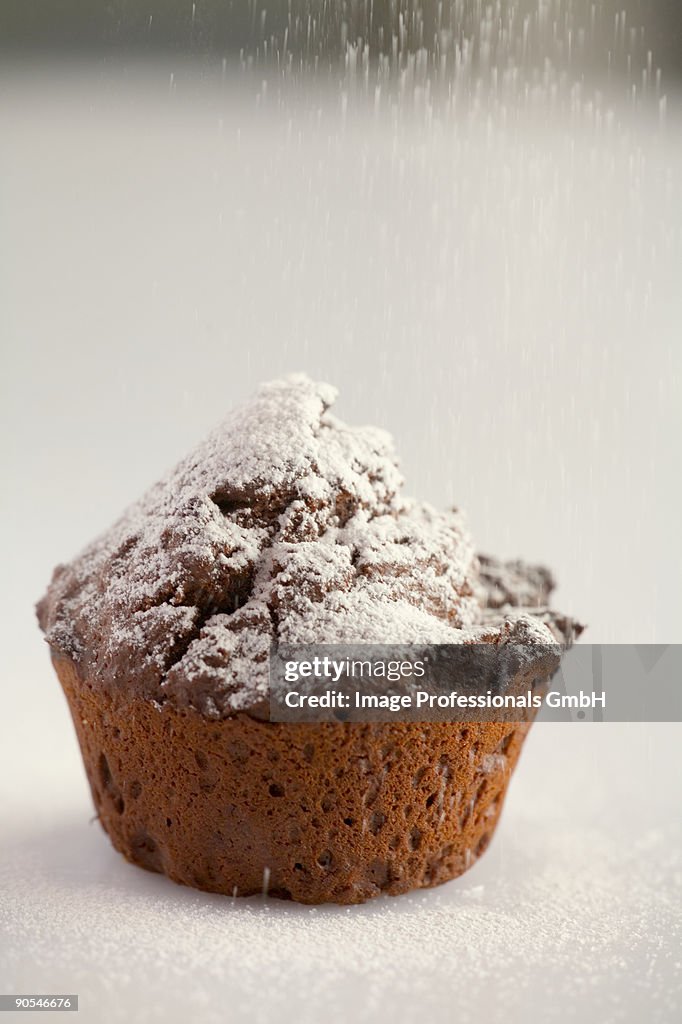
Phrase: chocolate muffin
[{"left": 38, "top": 374, "right": 580, "bottom": 904}]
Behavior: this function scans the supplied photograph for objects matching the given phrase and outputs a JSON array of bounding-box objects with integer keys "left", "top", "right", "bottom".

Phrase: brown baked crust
[{"left": 56, "top": 654, "right": 532, "bottom": 905}]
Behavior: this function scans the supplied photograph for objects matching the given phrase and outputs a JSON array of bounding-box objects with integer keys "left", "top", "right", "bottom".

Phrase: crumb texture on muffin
[
  {"left": 55, "top": 655, "right": 534, "bottom": 904},
  {"left": 37, "top": 374, "right": 578, "bottom": 718}
]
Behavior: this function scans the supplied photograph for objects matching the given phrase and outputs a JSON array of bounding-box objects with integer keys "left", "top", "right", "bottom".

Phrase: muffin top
[{"left": 37, "top": 374, "right": 578, "bottom": 718}]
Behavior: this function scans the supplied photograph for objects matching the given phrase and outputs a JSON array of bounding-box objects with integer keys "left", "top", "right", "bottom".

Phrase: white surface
[
  {"left": 1, "top": 62, "right": 681, "bottom": 1023},
  {"left": 2, "top": 714, "right": 680, "bottom": 1024}
]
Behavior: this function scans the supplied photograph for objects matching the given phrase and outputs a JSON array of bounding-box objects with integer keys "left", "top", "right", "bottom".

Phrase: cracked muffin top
[{"left": 37, "top": 374, "right": 578, "bottom": 718}]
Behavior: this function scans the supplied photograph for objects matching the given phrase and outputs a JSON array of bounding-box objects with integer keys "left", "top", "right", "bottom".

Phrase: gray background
[{"left": 1, "top": 5, "right": 681, "bottom": 1020}]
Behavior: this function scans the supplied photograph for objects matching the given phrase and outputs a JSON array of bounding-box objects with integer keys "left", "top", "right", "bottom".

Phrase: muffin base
[{"left": 55, "top": 655, "right": 531, "bottom": 905}]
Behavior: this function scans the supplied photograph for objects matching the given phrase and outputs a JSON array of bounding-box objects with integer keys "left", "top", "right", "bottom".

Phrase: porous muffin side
[{"left": 55, "top": 655, "right": 534, "bottom": 905}]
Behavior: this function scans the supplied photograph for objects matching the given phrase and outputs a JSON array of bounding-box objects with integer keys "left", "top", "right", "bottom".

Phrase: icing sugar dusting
[{"left": 37, "top": 374, "right": 572, "bottom": 718}]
